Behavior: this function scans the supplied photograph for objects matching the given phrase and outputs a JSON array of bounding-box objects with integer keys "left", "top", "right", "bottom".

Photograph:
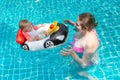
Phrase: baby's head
[
  {"left": 76, "top": 13, "right": 97, "bottom": 31},
  {"left": 19, "top": 20, "right": 33, "bottom": 32}
]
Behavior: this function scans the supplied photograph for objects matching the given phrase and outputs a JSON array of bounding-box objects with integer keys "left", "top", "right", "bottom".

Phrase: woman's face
[
  {"left": 75, "top": 21, "right": 81, "bottom": 31},
  {"left": 75, "top": 18, "right": 86, "bottom": 35}
]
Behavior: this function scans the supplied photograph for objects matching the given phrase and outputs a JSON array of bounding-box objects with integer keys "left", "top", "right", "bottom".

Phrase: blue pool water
[{"left": 0, "top": 0, "right": 120, "bottom": 80}]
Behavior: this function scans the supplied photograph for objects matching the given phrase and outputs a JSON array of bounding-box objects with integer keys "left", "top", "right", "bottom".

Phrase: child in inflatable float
[
  {"left": 16, "top": 20, "right": 68, "bottom": 51},
  {"left": 19, "top": 20, "right": 47, "bottom": 41}
]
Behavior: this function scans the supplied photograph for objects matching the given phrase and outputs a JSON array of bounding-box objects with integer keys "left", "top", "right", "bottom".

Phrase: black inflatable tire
[
  {"left": 22, "top": 44, "right": 29, "bottom": 50},
  {"left": 44, "top": 40, "right": 55, "bottom": 48}
]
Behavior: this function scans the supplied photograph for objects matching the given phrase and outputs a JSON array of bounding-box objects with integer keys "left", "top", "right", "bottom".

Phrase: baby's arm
[
  {"left": 33, "top": 24, "right": 47, "bottom": 30},
  {"left": 64, "top": 19, "right": 76, "bottom": 26},
  {"left": 31, "top": 35, "right": 42, "bottom": 41},
  {"left": 43, "top": 31, "right": 50, "bottom": 36},
  {"left": 35, "top": 24, "right": 47, "bottom": 28}
]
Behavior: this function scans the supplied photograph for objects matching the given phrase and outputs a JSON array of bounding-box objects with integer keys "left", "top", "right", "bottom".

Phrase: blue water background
[{"left": 0, "top": 0, "right": 120, "bottom": 80}]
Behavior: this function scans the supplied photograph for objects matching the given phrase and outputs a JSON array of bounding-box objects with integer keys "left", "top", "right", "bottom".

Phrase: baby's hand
[
  {"left": 34, "top": 35, "right": 42, "bottom": 41},
  {"left": 37, "top": 37, "right": 42, "bottom": 41}
]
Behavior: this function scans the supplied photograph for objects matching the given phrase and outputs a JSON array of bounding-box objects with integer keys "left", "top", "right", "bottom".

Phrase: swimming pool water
[{"left": 0, "top": 0, "right": 120, "bottom": 80}]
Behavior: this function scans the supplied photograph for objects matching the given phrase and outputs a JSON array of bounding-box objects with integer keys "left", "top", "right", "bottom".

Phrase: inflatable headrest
[{"left": 16, "top": 29, "right": 26, "bottom": 44}]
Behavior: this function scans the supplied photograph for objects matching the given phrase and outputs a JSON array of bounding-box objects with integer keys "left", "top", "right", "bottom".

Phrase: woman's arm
[
  {"left": 61, "top": 44, "right": 95, "bottom": 68},
  {"left": 61, "top": 46, "right": 86, "bottom": 68},
  {"left": 70, "top": 44, "right": 95, "bottom": 68},
  {"left": 64, "top": 19, "right": 76, "bottom": 26},
  {"left": 72, "top": 52, "right": 92, "bottom": 68},
  {"left": 80, "top": 44, "right": 95, "bottom": 67}
]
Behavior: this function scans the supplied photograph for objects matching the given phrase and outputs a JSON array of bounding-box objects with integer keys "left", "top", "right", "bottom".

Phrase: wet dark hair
[{"left": 78, "top": 13, "right": 97, "bottom": 31}]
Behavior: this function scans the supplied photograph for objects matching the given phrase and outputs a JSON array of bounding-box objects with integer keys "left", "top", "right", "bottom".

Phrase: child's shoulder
[{"left": 33, "top": 26, "right": 38, "bottom": 30}]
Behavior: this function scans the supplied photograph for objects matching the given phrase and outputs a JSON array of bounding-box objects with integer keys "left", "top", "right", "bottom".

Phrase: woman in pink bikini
[{"left": 61, "top": 13, "right": 100, "bottom": 79}]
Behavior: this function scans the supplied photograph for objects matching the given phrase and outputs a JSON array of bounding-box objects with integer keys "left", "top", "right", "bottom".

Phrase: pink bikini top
[
  {"left": 71, "top": 29, "right": 99, "bottom": 53},
  {"left": 71, "top": 38, "right": 84, "bottom": 53}
]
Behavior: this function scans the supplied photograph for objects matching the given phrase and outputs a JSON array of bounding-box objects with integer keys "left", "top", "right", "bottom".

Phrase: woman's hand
[
  {"left": 64, "top": 19, "right": 72, "bottom": 24},
  {"left": 60, "top": 46, "right": 75, "bottom": 56},
  {"left": 64, "top": 19, "right": 75, "bottom": 26},
  {"left": 61, "top": 46, "right": 88, "bottom": 68}
]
